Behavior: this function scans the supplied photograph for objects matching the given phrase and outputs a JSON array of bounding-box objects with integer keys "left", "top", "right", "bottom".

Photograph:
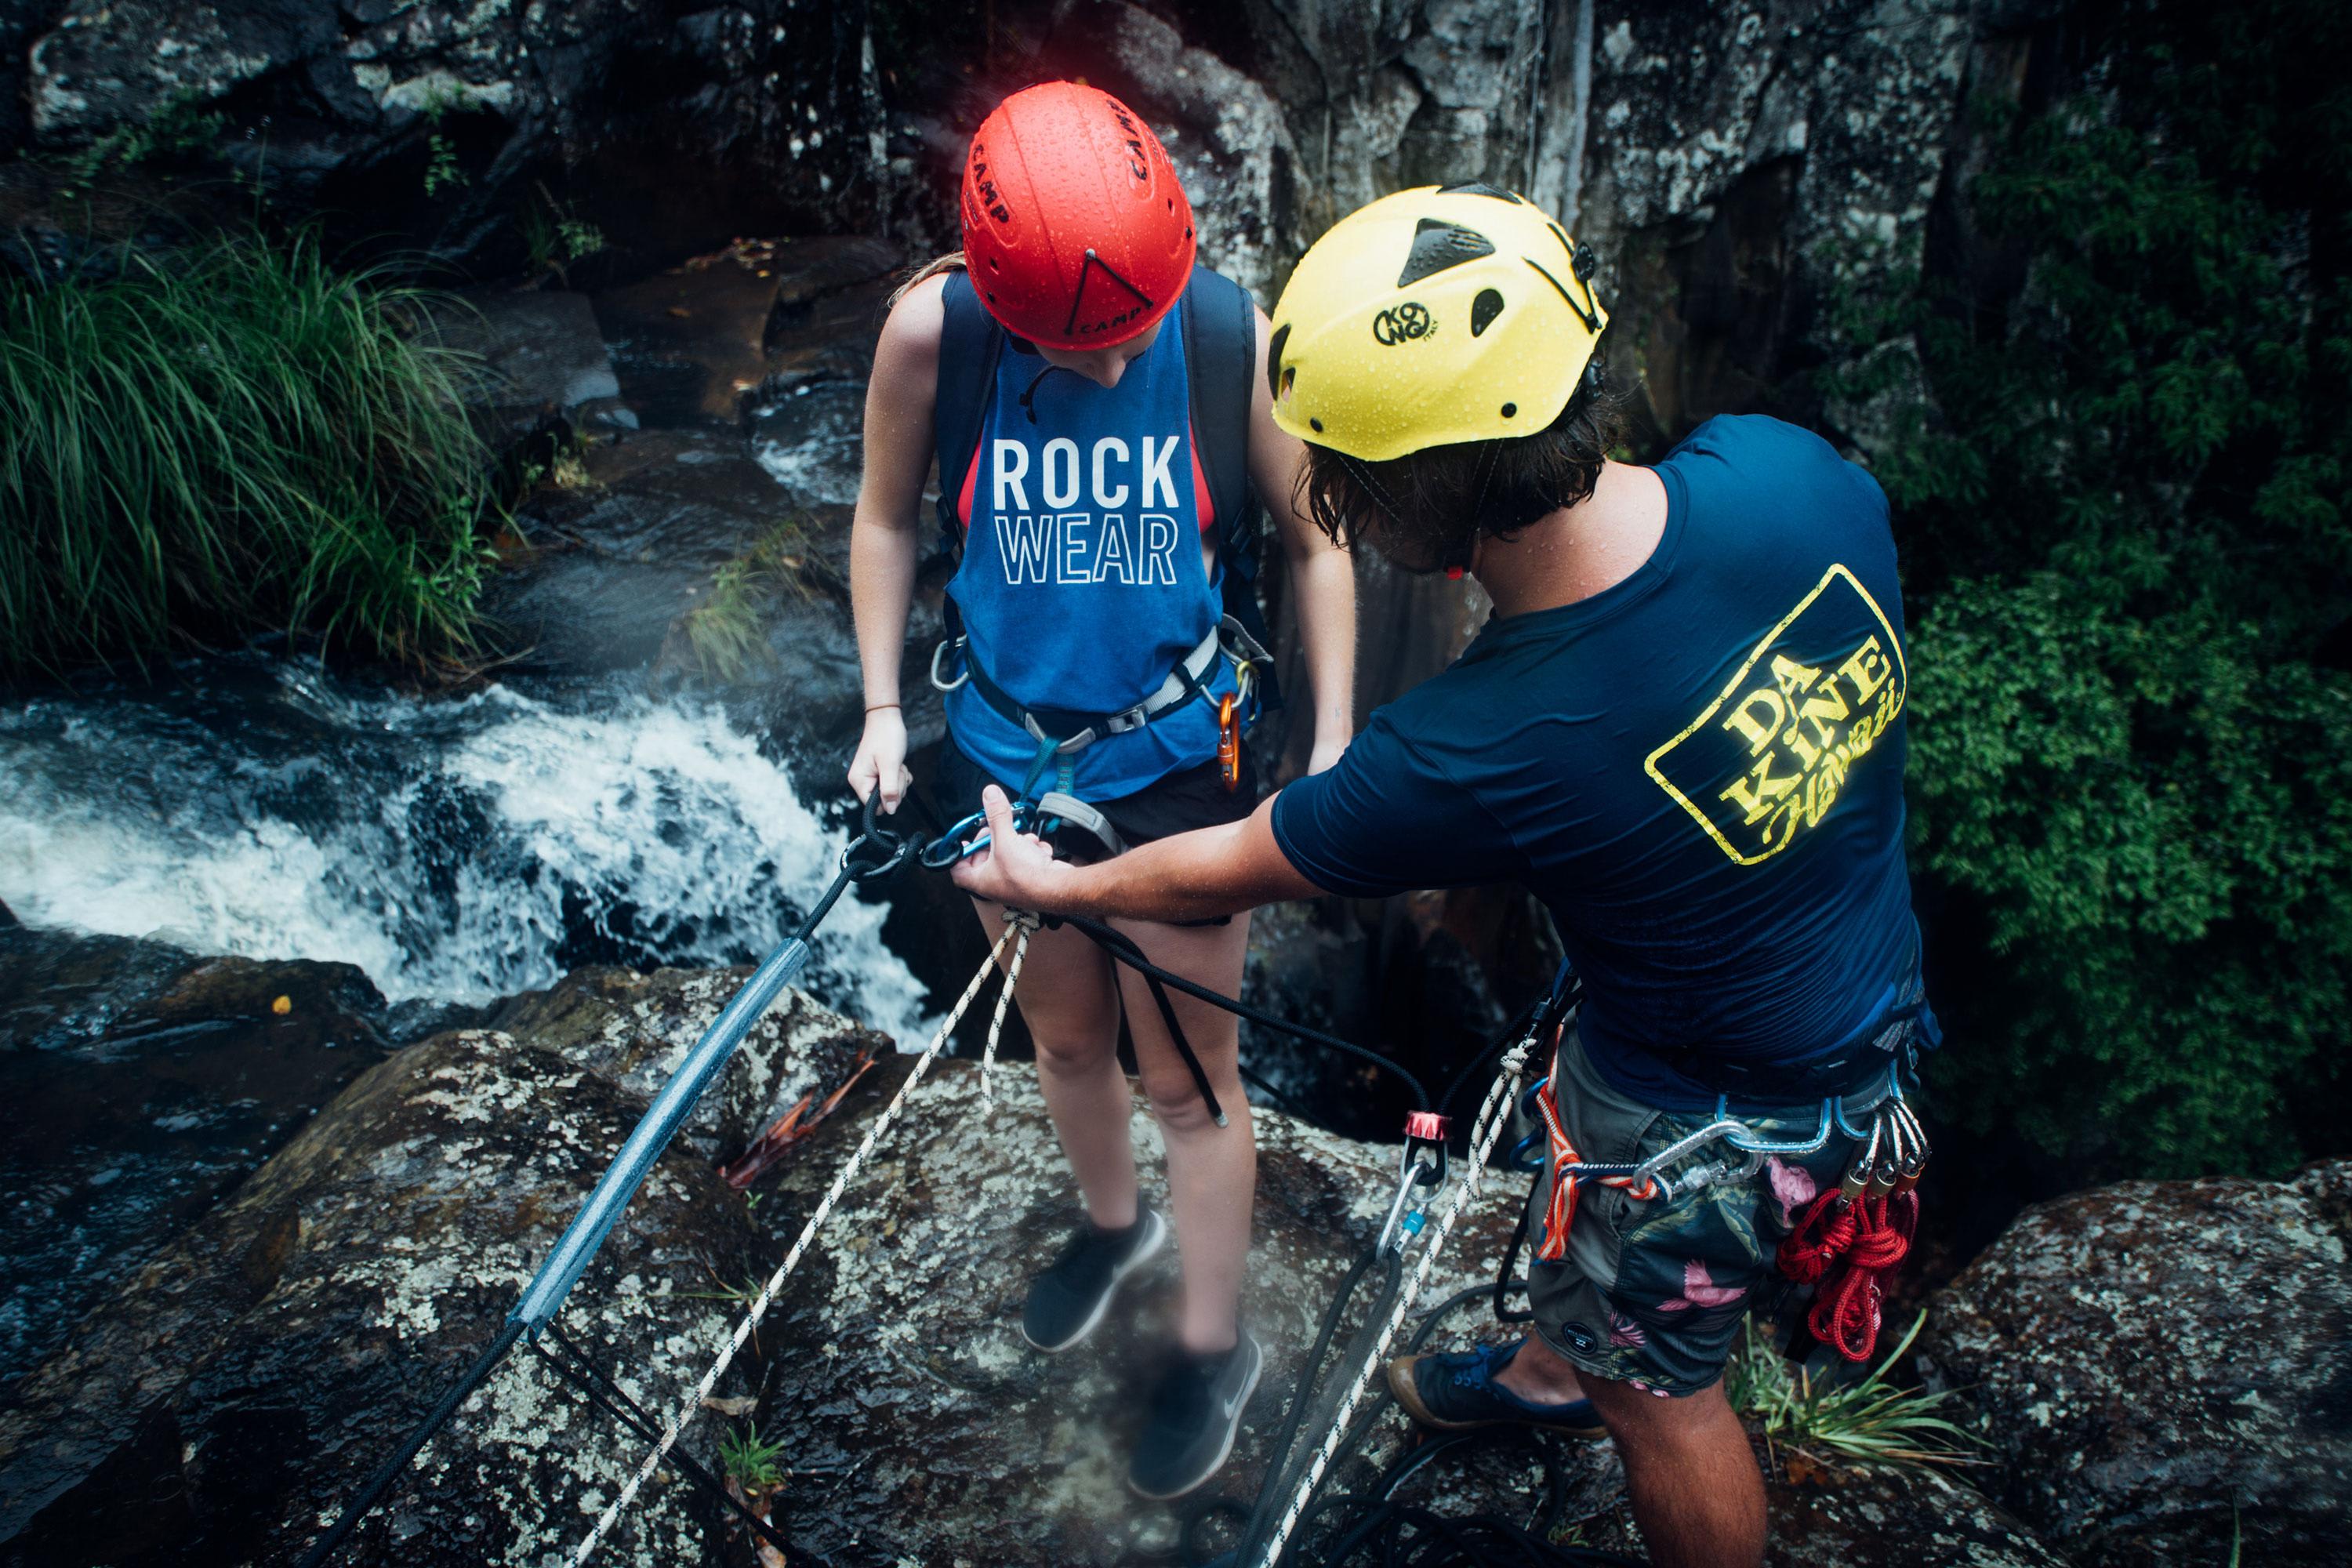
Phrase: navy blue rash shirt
[{"left": 1272, "top": 415, "right": 1921, "bottom": 1109}]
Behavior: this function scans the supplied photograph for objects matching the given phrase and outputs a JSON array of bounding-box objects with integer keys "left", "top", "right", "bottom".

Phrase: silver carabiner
[{"left": 930, "top": 637, "right": 971, "bottom": 692}]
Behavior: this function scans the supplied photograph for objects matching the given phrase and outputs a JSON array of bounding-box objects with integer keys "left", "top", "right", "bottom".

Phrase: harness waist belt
[{"left": 937, "top": 617, "right": 1263, "bottom": 754}]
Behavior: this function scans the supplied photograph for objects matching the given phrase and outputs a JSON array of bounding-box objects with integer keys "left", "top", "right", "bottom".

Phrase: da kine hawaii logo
[{"left": 1645, "top": 564, "right": 1907, "bottom": 866}]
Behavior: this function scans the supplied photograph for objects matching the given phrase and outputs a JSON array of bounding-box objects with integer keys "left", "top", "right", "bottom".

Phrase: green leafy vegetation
[
  {"left": 419, "top": 84, "right": 473, "bottom": 199},
  {"left": 520, "top": 183, "right": 608, "bottom": 287},
  {"left": 1726, "top": 1315, "right": 1980, "bottom": 1472},
  {"left": 1842, "top": 0, "right": 2352, "bottom": 1174},
  {"left": 60, "top": 89, "right": 224, "bottom": 194},
  {"left": 676, "top": 518, "right": 820, "bottom": 682},
  {"left": 0, "top": 231, "right": 499, "bottom": 673},
  {"left": 717, "top": 1420, "right": 786, "bottom": 1496}
]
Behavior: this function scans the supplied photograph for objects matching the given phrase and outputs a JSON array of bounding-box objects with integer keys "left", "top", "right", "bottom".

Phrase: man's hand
[{"left": 950, "top": 786, "right": 1081, "bottom": 910}]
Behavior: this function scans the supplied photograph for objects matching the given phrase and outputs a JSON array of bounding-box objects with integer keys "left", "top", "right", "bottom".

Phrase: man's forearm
[{"left": 1047, "top": 798, "right": 1320, "bottom": 925}]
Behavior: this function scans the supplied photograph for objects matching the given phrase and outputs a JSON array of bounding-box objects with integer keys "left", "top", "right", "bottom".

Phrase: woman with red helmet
[{"left": 846, "top": 82, "right": 1356, "bottom": 1497}]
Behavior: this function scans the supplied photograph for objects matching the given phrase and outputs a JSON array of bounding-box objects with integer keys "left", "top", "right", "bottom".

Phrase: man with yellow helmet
[{"left": 956, "top": 183, "right": 1936, "bottom": 1567}]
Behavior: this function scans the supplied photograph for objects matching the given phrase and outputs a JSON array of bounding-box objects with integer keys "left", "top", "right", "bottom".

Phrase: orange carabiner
[{"left": 1217, "top": 692, "right": 1241, "bottom": 792}]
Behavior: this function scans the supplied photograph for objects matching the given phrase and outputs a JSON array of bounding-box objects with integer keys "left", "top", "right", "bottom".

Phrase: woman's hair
[
  {"left": 1295, "top": 358, "right": 1628, "bottom": 572},
  {"left": 888, "top": 252, "right": 967, "bottom": 311}
]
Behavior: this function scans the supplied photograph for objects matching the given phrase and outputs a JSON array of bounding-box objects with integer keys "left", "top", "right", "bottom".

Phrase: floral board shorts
[{"left": 1523, "top": 1021, "right": 1921, "bottom": 1398}]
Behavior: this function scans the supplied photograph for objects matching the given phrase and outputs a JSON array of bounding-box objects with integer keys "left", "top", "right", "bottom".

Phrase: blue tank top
[{"left": 943, "top": 289, "right": 1236, "bottom": 801}]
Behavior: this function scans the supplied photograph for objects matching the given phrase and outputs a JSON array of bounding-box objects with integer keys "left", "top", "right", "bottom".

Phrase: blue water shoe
[{"left": 1386, "top": 1339, "right": 1606, "bottom": 1436}]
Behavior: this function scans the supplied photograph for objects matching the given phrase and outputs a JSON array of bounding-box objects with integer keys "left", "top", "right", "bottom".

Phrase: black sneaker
[
  {"left": 1021, "top": 1207, "right": 1167, "bottom": 1352},
  {"left": 1385, "top": 1339, "right": 1607, "bottom": 1436},
  {"left": 1128, "top": 1330, "right": 1264, "bottom": 1499}
]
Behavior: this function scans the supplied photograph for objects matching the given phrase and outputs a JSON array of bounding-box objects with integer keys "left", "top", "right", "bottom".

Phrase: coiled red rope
[{"left": 1777, "top": 1188, "right": 1918, "bottom": 1361}]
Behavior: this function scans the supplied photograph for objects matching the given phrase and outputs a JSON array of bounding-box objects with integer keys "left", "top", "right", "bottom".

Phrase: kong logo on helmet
[
  {"left": 959, "top": 82, "right": 1197, "bottom": 353},
  {"left": 1266, "top": 183, "right": 1611, "bottom": 463},
  {"left": 1372, "top": 302, "right": 1434, "bottom": 346}
]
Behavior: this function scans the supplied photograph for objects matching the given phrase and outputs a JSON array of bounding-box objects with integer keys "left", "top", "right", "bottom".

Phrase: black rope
[
  {"left": 1054, "top": 912, "right": 1432, "bottom": 1111},
  {"left": 295, "top": 1319, "right": 524, "bottom": 1568},
  {"left": 534, "top": 1323, "right": 808, "bottom": 1563},
  {"left": 1067, "top": 916, "right": 1228, "bottom": 1124}
]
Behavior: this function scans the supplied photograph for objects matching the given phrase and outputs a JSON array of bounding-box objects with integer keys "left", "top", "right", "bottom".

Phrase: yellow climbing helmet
[{"left": 1267, "top": 183, "right": 1609, "bottom": 463}]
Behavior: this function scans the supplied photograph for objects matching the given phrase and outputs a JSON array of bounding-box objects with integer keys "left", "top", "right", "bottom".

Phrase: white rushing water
[{"left": 0, "top": 662, "right": 928, "bottom": 1040}]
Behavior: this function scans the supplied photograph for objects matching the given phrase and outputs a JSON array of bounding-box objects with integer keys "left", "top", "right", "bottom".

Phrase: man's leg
[{"left": 1498, "top": 1334, "right": 1765, "bottom": 1568}]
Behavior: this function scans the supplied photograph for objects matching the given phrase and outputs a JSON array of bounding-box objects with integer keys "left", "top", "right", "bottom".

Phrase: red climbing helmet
[{"left": 959, "top": 82, "right": 1196, "bottom": 352}]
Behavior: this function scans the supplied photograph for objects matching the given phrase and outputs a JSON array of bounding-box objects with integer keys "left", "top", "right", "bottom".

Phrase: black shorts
[{"left": 932, "top": 733, "right": 1262, "bottom": 854}]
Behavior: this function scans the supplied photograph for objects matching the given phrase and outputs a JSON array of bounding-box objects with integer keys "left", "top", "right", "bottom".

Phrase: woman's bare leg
[
  {"left": 967, "top": 897, "right": 1134, "bottom": 1226},
  {"left": 1110, "top": 910, "right": 1255, "bottom": 1354}
]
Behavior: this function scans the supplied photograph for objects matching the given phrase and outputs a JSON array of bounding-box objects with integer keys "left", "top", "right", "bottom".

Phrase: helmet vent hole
[
  {"left": 1471, "top": 288, "right": 1505, "bottom": 336},
  {"left": 989, "top": 257, "right": 1000, "bottom": 270},
  {"left": 1266, "top": 323, "right": 1292, "bottom": 399},
  {"left": 1309, "top": 417, "right": 1324, "bottom": 433},
  {"left": 1280, "top": 366, "right": 1295, "bottom": 399},
  {"left": 1501, "top": 402, "right": 1517, "bottom": 418}
]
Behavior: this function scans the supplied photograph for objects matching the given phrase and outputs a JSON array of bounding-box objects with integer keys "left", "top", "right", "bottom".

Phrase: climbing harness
[
  {"left": 933, "top": 616, "right": 1263, "bottom": 753},
  {"left": 1513, "top": 956, "right": 1932, "bottom": 1366},
  {"left": 927, "top": 615, "right": 1267, "bottom": 859}
]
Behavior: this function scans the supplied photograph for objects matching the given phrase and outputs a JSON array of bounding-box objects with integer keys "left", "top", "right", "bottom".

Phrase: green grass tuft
[
  {"left": 677, "top": 517, "right": 818, "bottom": 683},
  {"left": 717, "top": 1420, "right": 786, "bottom": 1496},
  {"left": 0, "top": 230, "right": 499, "bottom": 673},
  {"left": 1726, "top": 1312, "right": 1983, "bottom": 1472}
]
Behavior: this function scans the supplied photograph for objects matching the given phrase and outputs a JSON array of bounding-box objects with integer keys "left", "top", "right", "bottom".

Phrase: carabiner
[
  {"left": 1217, "top": 691, "right": 1242, "bottom": 793},
  {"left": 917, "top": 800, "right": 1036, "bottom": 869}
]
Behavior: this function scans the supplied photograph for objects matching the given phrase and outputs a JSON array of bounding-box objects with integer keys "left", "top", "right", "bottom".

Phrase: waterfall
[{"left": 0, "top": 659, "right": 929, "bottom": 1041}]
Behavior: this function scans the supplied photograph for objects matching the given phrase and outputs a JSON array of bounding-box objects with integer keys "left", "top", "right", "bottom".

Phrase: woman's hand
[
  {"left": 951, "top": 786, "right": 1078, "bottom": 909},
  {"left": 848, "top": 706, "right": 913, "bottom": 813}
]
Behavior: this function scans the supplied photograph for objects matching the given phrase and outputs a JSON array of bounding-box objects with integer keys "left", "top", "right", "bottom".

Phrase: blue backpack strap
[
  {"left": 1180, "top": 264, "right": 1283, "bottom": 706},
  {"left": 932, "top": 268, "right": 1004, "bottom": 557}
]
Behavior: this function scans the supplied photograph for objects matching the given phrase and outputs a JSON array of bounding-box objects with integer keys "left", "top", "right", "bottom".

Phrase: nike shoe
[
  {"left": 1021, "top": 1207, "right": 1167, "bottom": 1352},
  {"left": 1386, "top": 1340, "right": 1607, "bottom": 1436},
  {"left": 1129, "top": 1330, "right": 1264, "bottom": 1499}
]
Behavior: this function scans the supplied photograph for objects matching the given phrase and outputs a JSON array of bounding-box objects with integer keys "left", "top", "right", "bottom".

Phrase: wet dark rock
[
  {"left": 552, "top": 428, "right": 793, "bottom": 568},
  {"left": 740, "top": 1047, "right": 1538, "bottom": 1565},
  {"left": 598, "top": 251, "right": 808, "bottom": 430},
  {"left": 489, "top": 964, "right": 895, "bottom": 1161},
  {"left": 0, "top": 927, "right": 389, "bottom": 1395},
  {"left": 1919, "top": 1160, "right": 2352, "bottom": 1566},
  {"left": 474, "top": 538, "right": 709, "bottom": 677},
  {"left": 15, "top": 0, "right": 893, "bottom": 272},
  {"left": 426, "top": 288, "right": 624, "bottom": 446},
  {"left": 0, "top": 972, "right": 887, "bottom": 1566},
  {"left": 1762, "top": 1462, "right": 2066, "bottom": 1566},
  {"left": 760, "top": 234, "right": 903, "bottom": 354}
]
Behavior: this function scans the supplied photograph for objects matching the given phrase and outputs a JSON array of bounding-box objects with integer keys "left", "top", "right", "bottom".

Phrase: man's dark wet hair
[{"left": 1294, "top": 354, "right": 1628, "bottom": 574}]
